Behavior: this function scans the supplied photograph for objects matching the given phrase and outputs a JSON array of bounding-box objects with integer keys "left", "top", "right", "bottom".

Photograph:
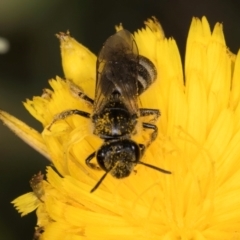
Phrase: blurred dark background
[{"left": 1, "top": 0, "right": 240, "bottom": 239}]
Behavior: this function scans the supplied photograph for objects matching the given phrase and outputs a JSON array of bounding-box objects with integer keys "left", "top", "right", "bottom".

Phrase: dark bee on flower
[{"left": 48, "top": 29, "right": 171, "bottom": 192}]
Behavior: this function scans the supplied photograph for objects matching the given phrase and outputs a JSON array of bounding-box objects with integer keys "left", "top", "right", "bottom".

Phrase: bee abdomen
[{"left": 137, "top": 56, "right": 157, "bottom": 95}]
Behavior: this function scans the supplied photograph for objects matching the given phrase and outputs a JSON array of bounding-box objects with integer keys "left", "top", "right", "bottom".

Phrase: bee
[{"left": 49, "top": 29, "right": 171, "bottom": 192}]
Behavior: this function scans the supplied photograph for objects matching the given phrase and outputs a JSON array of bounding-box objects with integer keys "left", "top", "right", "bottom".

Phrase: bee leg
[
  {"left": 85, "top": 151, "right": 101, "bottom": 170},
  {"left": 139, "top": 143, "right": 146, "bottom": 155},
  {"left": 142, "top": 122, "right": 158, "bottom": 147},
  {"left": 47, "top": 109, "right": 90, "bottom": 130},
  {"left": 75, "top": 91, "right": 94, "bottom": 106},
  {"left": 139, "top": 108, "right": 160, "bottom": 122},
  {"left": 67, "top": 80, "right": 94, "bottom": 106},
  {"left": 86, "top": 152, "right": 111, "bottom": 192}
]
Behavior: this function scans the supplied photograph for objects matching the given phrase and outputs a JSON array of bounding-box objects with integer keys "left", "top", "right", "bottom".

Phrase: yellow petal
[
  {"left": 11, "top": 192, "right": 40, "bottom": 216},
  {"left": 0, "top": 110, "right": 50, "bottom": 160},
  {"left": 57, "top": 31, "right": 97, "bottom": 98},
  {"left": 230, "top": 50, "right": 240, "bottom": 110}
]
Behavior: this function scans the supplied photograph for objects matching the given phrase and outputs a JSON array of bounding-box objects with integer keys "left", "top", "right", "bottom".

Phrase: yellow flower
[{"left": 1, "top": 16, "right": 240, "bottom": 239}]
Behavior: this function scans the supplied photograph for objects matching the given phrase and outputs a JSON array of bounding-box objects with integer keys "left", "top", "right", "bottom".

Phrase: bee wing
[{"left": 94, "top": 29, "right": 139, "bottom": 115}]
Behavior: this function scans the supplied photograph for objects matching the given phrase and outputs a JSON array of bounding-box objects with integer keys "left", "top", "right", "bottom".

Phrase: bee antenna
[
  {"left": 138, "top": 161, "right": 171, "bottom": 174},
  {"left": 90, "top": 171, "right": 110, "bottom": 193}
]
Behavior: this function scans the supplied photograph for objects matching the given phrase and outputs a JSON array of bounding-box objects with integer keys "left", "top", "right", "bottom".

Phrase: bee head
[{"left": 96, "top": 139, "right": 141, "bottom": 178}]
